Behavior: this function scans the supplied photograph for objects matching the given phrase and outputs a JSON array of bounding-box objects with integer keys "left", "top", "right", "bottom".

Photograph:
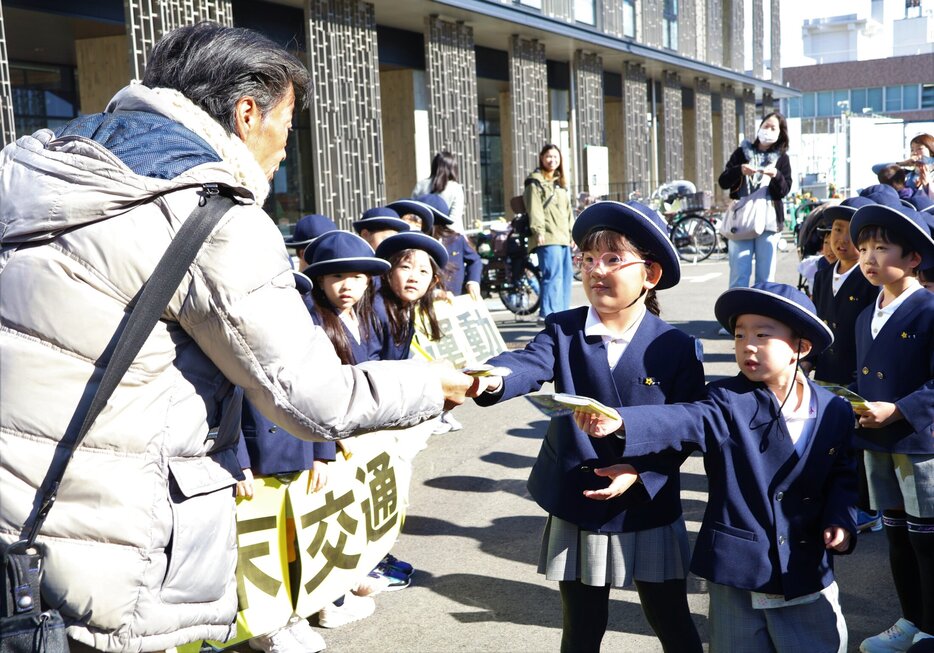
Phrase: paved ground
[{"left": 276, "top": 244, "right": 900, "bottom": 652}]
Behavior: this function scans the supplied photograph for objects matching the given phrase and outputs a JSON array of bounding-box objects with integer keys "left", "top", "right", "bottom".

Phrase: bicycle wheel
[
  {"left": 671, "top": 215, "right": 717, "bottom": 263},
  {"left": 499, "top": 265, "right": 542, "bottom": 316}
]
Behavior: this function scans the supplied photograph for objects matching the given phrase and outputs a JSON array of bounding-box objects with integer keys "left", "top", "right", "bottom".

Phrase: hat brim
[
  {"left": 376, "top": 232, "right": 449, "bottom": 268},
  {"left": 386, "top": 200, "right": 439, "bottom": 231},
  {"left": 303, "top": 257, "right": 390, "bottom": 277},
  {"left": 292, "top": 271, "right": 313, "bottom": 294},
  {"left": 821, "top": 205, "right": 857, "bottom": 223},
  {"left": 714, "top": 287, "right": 834, "bottom": 353},
  {"left": 850, "top": 204, "right": 934, "bottom": 267},
  {"left": 571, "top": 201, "right": 681, "bottom": 290},
  {"left": 284, "top": 236, "right": 315, "bottom": 247},
  {"left": 353, "top": 217, "right": 411, "bottom": 234}
]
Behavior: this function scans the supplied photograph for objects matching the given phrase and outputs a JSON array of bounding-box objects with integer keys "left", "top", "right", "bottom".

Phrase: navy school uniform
[
  {"left": 618, "top": 375, "right": 858, "bottom": 599},
  {"left": 371, "top": 290, "right": 414, "bottom": 361},
  {"left": 853, "top": 288, "right": 934, "bottom": 454},
  {"left": 811, "top": 263, "right": 876, "bottom": 385},
  {"left": 438, "top": 232, "right": 482, "bottom": 295},
  {"left": 475, "top": 306, "right": 706, "bottom": 532}
]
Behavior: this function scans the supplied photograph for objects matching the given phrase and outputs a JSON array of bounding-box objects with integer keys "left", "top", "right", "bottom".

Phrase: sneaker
[
  {"left": 353, "top": 570, "right": 391, "bottom": 597},
  {"left": 441, "top": 411, "right": 463, "bottom": 432},
  {"left": 860, "top": 618, "right": 920, "bottom": 652},
  {"left": 913, "top": 632, "right": 934, "bottom": 644},
  {"left": 249, "top": 628, "right": 306, "bottom": 653},
  {"left": 857, "top": 509, "right": 883, "bottom": 533},
  {"left": 286, "top": 617, "right": 326, "bottom": 652},
  {"left": 318, "top": 593, "right": 375, "bottom": 629},
  {"left": 372, "top": 564, "right": 411, "bottom": 591},
  {"left": 381, "top": 553, "right": 414, "bottom": 577},
  {"left": 431, "top": 417, "right": 452, "bottom": 435}
]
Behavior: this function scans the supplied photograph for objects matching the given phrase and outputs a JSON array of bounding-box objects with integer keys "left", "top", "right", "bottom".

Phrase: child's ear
[
  {"left": 643, "top": 262, "right": 663, "bottom": 289},
  {"left": 795, "top": 338, "right": 813, "bottom": 361}
]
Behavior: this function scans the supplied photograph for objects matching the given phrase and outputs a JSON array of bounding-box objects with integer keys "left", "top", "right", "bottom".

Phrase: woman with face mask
[{"left": 718, "top": 112, "right": 793, "bottom": 298}]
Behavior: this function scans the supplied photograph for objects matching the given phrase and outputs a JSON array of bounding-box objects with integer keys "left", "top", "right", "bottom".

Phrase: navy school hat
[
  {"left": 375, "top": 231, "right": 449, "bottom": 269},
  {"left": 857, "top": 184, "right": 903, "bottom": 208},
  {"left": 284, "top": 214, "right": 337, "bottom": 247},
  {"left": 414, "top": 194, "right": 455, "bottom": 228},
  {"left": 571, "top": 200, "right": 681, "bottom": 290},
  {"left": 849, "top": 203, "right": 934, "bottom": 268},
  {"left": 906, "top": 192, "right": 934, "bottom": 214},
  {"left": 303, "top": 231, "right": 390, "bottom": 277},
  {"left": 714, "top": 282, "right": 834, "bottom": 354},
  {"left": 386, "top": 199, "right": 436, "bottom": 233},
  {"left": 291, "top": 271, "right": 313, "bottom": 295},
  {"left": 352, "top": 207, "right": 410, "bottom": 235},
  {"left": 819, "top": 196, "right": 873, "bottom": 226}
]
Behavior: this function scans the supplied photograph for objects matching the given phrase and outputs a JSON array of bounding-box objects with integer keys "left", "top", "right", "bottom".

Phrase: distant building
[{"left": 0, "top": 0, "right": 788, "bottom": 229}]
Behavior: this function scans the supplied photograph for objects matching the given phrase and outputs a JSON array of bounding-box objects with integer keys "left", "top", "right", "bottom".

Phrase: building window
[
  {"left": 802, "top": 92, "right": 815, "bottom": 117},
  {"left": 516, "top": 0, "right": 543, "bottom": 8},
  {"left": 478, "top": 103, "right": 504, "bottom": 220},
  {"left": 10, "top": 63, "right": 78, "bottom": 138},
  {"left": 851, "top": 88, "right": 867, "bottom": 113},
  {"left": 575, "top": 0, "right": 595, "bottom": 25},
  {"left": 922, "top": 84, "right": 934, "bottom": 109},
  {"left": 662, "top": 0, "right": 678, "bottom": 50},
  {"left": 885, "top": 85, "right": 902, "bottom": 112},
  {"left": 866, "top": 87, "right": 883, "bottom": 113},
  {"left": 817, "top": 91, "right": 833, "bottom": 116},
  {"left": 902, "top": 84, "right": 919, "bottom": 110},
  {"left": 623, "top": 0, "right": 636, "bottom": 37},
  {"left": 786, "top": 96, "right": 801, "bottom": 118}
]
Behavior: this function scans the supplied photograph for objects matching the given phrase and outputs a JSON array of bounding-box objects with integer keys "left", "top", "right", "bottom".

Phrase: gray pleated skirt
[{"left": 538, "top": 514, "right": 691, "bottom": 588}]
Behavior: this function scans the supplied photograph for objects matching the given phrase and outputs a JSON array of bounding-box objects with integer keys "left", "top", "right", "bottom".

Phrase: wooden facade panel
[
  {"left": 0, "top": 2, "right": 13, "bottom": 146},
  {"left": 622, "top": 61, "right": 650, "bottom": 197},
  {"left": 661, "top": 71, "right": 683, "bottom": 182},
  {"left": 693, "top": 77, "right": 714, "bottom": 193},
  {"left": 508, "top": 36, "right": 548, "bottom": 198}
]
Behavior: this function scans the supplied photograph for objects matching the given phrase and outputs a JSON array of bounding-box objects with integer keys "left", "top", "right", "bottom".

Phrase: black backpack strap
[{"left": 21, "top": 184, "right": 237, "bottom": 547}]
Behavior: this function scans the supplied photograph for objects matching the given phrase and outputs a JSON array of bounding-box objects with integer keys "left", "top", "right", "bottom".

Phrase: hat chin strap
[{"left": 623, "top": 287, "right": 648, "bottom": 310}]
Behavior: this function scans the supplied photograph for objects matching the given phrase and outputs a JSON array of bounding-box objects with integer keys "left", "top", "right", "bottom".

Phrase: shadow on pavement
[
  {"left": 505, "top": 419, "right": 549, "bottom": 439},
  {"left": 479, "top": 451, "right": 537, "bottom": 469}
]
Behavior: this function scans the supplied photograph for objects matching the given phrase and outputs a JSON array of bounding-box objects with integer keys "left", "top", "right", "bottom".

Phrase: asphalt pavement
[{"left": 301, "top": 244, "right": 899, "bottom": 652}]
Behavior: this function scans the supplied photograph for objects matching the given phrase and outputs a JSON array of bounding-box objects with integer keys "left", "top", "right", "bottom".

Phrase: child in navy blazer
[
  {"left": 849, "top": 203, "right": 934, "bottom": 652},
  {"left": 474, "top": 201, "right": 705, "bottom": 653},
  {"left": 373, "top": 231, "right": 449, "bottom": 361},
  {"left": 810, "top": 196, "right": 880, "bottom": 532},
  {"left": 576, "top": 282, "right": 858, "bottom": 653}
]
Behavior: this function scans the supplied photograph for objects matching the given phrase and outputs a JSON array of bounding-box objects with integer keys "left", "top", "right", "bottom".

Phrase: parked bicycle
[
  {"left": 632, "top": 181, "right": 724, "bottom": 263},
  {"left": 470, "top": 216, "right": 543, "bottom": 316}
]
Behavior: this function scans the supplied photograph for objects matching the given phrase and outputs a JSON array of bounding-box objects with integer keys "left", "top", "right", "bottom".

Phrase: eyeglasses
[{"left": 572, "top": 252, "right": 648, "bottom": 274}]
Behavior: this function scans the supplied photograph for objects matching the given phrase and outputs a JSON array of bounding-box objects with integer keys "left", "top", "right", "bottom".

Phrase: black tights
[
  {"left": 559, "top": 579, "right": 701, "bottom": 653},
  {"left": 885, "top": 510, "right": 934, "bottom": 633}
]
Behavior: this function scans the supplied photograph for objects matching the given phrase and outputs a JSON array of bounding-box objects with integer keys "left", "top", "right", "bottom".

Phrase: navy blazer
[
  {"left": 439, "top": 232, "right": 482, "bottom": 295},
  {"left": 619, "top": 375, "right": 858, "bottom": 600},
  {"left": 853, "top": 288, "right": 934, "bottom": 454},
  {"left": 475, "top": 307, "right": 706, "bottom": 533},
  {"left": 811, "top": 263, "right": 876, "bottom": 385}
]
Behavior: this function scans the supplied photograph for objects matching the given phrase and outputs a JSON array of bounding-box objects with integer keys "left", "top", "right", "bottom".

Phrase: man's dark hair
[{"left": 142, "top": 21, "right": 311, "bottom": 135}]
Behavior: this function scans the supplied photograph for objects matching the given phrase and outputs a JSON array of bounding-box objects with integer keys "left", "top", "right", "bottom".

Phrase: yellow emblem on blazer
[
  {"left": 849, "top": 296, "right": 857, "bottom": 301},
  {"left": 643, "top": 377, "right": 656, "bottom": 386},
  {"left": 901, "top": 332, "right": 908, "bottom": 339}
]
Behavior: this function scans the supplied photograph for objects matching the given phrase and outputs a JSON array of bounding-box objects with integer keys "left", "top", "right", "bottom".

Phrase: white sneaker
[
  {"left": 860, "top": 618, "right": 920, "bottom": 652},
  {"left": 913, "top": 632, "right": 934, "bottom": 644},
  {"left": 431, "top": 416, "right": 452, "bottom": 435},
  {"left": 353, "top": 570, "right": 391, "bottom": 597},
  {"left": 248, "top": 627, "right": 306, "bottom": 653},
  {"left": 286, "top": 617, "right": 326, "bottom": 652},
  {"left": 318, "top": 593, "right": 376, "bottom": 629},
  {"left": 441, "top": 411, "right": 463, "bottom": 431}
]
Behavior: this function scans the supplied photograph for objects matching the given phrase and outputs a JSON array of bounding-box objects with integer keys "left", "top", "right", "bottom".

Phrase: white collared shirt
[
  {"left": 584, "top": 305, "right": 646, "bottom": 370},
  {"left": 831, "top": 261, "right": 858, "bottom": 296},
  {"left": 780, "top": 378, "right": 817, "bottom": 457},
  {"left": 869, "top": 282, "right": 922, "bottom": 339},
  {"left": 338, "top": 309, "right": 362, "bottom": 344}
]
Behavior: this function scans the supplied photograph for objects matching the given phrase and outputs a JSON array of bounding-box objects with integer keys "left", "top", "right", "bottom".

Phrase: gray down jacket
[{"left": 0, "top": 84, "right": 444, "bottom": 651}]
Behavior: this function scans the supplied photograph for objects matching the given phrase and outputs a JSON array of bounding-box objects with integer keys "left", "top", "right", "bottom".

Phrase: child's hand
[
  {"left": 573, "top": 409, "right": 623, "bottom": 439},
  {"left": 308, "top": 460, "right": 329, "bottom": 493},
  {"left": 582, "top": 464, "right": 640, "bottom": 501},
  {"left": 474, "top": 375, "right": 504, "bottom": 394},
  {"left": 857, "top": 401, "right": 902, "bottom": 428},
  {"left": 466, "top": 281, "right": 483, "bottom": 303},
  {"left": 437, "top": 363, "right": 478, "bottom": 409},
  {"left": 236, "top": 468, "right": 255, "bottom": 499},
  {"left": 823, "top": 525, "right": 851, "bottom": 552},
  {"left": 741, "top": 163, "right": 758, "bottom": 176}
]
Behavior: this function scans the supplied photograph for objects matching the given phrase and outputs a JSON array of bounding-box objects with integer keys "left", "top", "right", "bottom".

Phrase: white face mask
[{"left": 757, "top": 128, "right": 778, "bottom": 145}]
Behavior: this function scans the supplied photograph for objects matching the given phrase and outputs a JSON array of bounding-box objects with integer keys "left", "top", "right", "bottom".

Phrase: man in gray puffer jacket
[{"left": 0, "top": 22, "right": 472, "bottom": 652}]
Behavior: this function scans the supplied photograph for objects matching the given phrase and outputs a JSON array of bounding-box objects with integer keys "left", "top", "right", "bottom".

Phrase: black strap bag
[{"left": 0, "top": 185, "right": 236, "bottom": 653}]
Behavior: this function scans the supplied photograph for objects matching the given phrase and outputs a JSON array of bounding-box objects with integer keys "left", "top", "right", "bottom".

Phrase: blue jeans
[
  {"left": 536, "top": 245, "right": 573, "bottom": 316},
  {"left": 727, "top": 231, "right": 779, "bottom": 288}
]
